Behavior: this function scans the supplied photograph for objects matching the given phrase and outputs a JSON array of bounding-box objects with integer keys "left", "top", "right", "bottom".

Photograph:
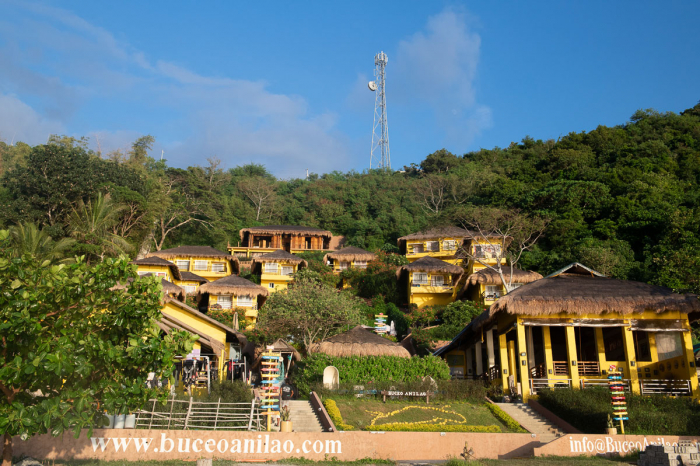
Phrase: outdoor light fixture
[
  {"left": 630, "top": 361, "right": 636, "bottom": 367},
  {"left": 548, "top": 369, "right": 552, "bottom": 375},
  {"left": 571, "top": 360, "right": 577, "bottom": 366},
  {"left": 521, "top": 360, "right": 526, "bottom": 366},
  {"left": 520, "top": 352, "right": 526, "bottom": 357},
  {"left": 503, "top": 369, "right": 508, "bottom": 375}
]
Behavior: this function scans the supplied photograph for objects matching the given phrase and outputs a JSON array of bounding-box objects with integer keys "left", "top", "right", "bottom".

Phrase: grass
[{"left": 331, "top": 399, "right": 515, "bottom": 432}]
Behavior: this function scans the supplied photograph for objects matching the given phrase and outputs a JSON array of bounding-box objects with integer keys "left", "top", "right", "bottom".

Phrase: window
[
  {"left": 182, "top": 285, "right": 196, "bottom": 295},
  {"left": 633, "top": 331, "right": 652, "bottom": 362},
  {"left": 237, "top": 295, "right": 254, "bottom": 307},
  {"left": 281, "top": 266, "right": 294, "bottom": 276},
  {"left": 425, "top": 241, "right": 439, "bottom": 252},
  {"left": 484, "top": 285, "right": 502, "bottom": 300},
  {"left": 409, "top": 243, "right": 424, "bottom": 254},
  {"left": 211, "top": 262, "right": 226, "bottom": 273},
  {"left": 339, "top": 261, "right": 350, "bottom": 271},
  {"left": 176, "top": 260, "right": 190, "bottom": 271},
  {"left": 602, "top": 327, "right": 626, "bottom": 361},
  {"left": 474, "top": 244, "right": 501, "bottom": 259},
  {"left": 137, "top": 271, "right": 149, "bottom": 276},
  {"left": 446, "top": 354, "right": 465, "bottom": 367},
  {"left": 443, "top": 240, "right": 456, "bottom": 251},
  {"left": 431, "top": 275, "right": 445, "bottom": 286},
  {"left": 413, "top": 273, "right": 428, "bottom": 285},
  {"left": 155, "top": 272, "right": 167, "bottom": 278},
  {"left": 264, "top": 262, "right": 279, "bottom": 274},
  {"left": 217, "top": 295, "right": 232, "bottom": 309},
  {"left": 193, "top": 260, "right": 208, "bottom": 271},
  {"left": 269, "top": 283, "right": 275, "bottom": 289},
  {"left": 354, "top": 261, "right": 367, "bottom": 269},
  {"left": 656, "top": 332, "right": 684, "bottom": 361}
]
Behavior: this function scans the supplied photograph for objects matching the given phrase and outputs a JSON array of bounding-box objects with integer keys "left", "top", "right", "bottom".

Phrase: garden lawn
[{"left": 332, "top": 399, "right": 516, "bottom": 432}]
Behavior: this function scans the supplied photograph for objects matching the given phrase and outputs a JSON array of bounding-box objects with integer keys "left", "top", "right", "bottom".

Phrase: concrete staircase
[
  {"left": 286, "top": 400, "right": 323, "bottom": 432},
  {"left": 495, "top": 403, "right": 564, "bottom": 443}
]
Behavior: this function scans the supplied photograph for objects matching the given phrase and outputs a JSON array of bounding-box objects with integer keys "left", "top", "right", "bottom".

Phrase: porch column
[
  {"left": 542, "top": 326, "right": 554, "bottom": 385},
  {"left": 681, "top": 328, "right": 700, "bottom": 398},
  {"left": 486, "top": 329, "right": 496, "bottom": 369},
  {"left": 499, "top": 333, "right": 509, "bottom": 392},
  {"left": 622, "top": 327, "right": 641, "bottom": 394},
  {"left": 516, "top": 322, "right": 531, "bottom": 399},
  {"left": 466, "top": 346, "right": 474, "bottom": 379},
  {"left": 475, "top": 341, "right": 484, "bottom": 376},
  {"left": 565, "top": 326, "right": 580, "bottom": 389},
  {"left": 526, "top": 326, "right": 536, "bottom": 370},
  {"left": 595, "top": 328, "right": 607, "bottom": 374}
]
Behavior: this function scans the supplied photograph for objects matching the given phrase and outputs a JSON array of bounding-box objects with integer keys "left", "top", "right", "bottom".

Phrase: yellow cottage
[
  {"left": 251, "top": 250, "right": 307, "bottom": 293},
  {"left": 323, "top": 246, "right": 377, "bottom": 273},
  {"left": 147, "top": 246, "right": 239, "bottom": 282},
  {"left": 397, "top": 226, "right": 469, "bottom": 265},
  {"left": 397, "top": 256, "right": 464, "bottom": 308},
  {"left": 197, "top": 275, "right": 269, "bottom": 329},
  {"left": 160, "top": 297, "right": 249, "bottom": 382},
  {"left": 462, "top": 266, "right": 543, "bottom": 307},
  {"left": 229, "top": 225, "right": 334, "bottom": 259},
  {"left": 435, "top": 263, "right": 700, "bottom": 400},
  {"left": 175, "top": 271, "right": 209, "bottom": 297},
  {"left": 131, "top": 256, "right": 182, "bottom": 282}
]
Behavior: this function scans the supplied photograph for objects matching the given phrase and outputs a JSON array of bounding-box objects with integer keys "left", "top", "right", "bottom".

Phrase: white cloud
[
  {"left": 394, "top": 8, "right": 492, "bottom": 148},
  {"left": 0, "top": 93, "right": 64, "bottom": 145}
]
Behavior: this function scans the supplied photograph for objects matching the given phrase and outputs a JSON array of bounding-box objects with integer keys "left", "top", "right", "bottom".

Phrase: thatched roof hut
[
  {"left": 239, "top": 225, "right": 332, "bottom": 240},
  {"left": 147, "top": 246, "right": 239, "bottom": 274},
  {"left": 323, "top": 246, "right": 376, "bottom": 264},
  {"left": 131, "top": 256, "right": 182, "bottom": 280},
  {"left": 111, "top": 275, "right": 185, "bottom": 302},
  {"left": 197, "top": 275, "right": 269, "bottom": 299},
  {"left": 308, "top": 326, "right": 411, "bottom": 358},
  {"left": 466, "top": 266, "right": 542, "bottom": 286},
  {"left": 396, "top": 256, "right": 464, "bottom": 284},
  {"left": 250, "top": 250, "right": 307, "bottom": 274},
  {"left": 179, "top": 271, "right": 209, "bottom": 283}
]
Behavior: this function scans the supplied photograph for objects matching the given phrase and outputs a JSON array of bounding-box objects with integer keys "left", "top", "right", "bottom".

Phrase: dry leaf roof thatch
[
  {"left": 179, "top": 271, "right": 209, "bottom": 283},
  {"left": 239, "top": 225, "right": 332, "bottom": 240},
  {"left": 251, "top": 249, "right": 308, "bottom": 265},
  {"left": 466, "top": 266, "right": 543, "bottom": 286},
  {"left": 308, "top": 325, "right": 411, "bottom": 358},
  {"left": 148, "top": 246, "right": 240, "bottom": 274},
  {"left": 323, "top": 246, "right": 377, "bottom": 263},
  {"left": 197, "top": 274, "right": 269, "bottom": 297},
  {"left": 397, "top": 256, "right": 464, "bottom": 280},
  {"left": 397, "top": 226, "right": 472, "bottom": 244},
  {"left": 131, "top": 256, "right": 182, "bottom": 280}
]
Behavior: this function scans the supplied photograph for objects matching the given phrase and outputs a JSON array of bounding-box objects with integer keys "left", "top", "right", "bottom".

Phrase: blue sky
[{"left": 0, "top": 1, "right": 698, "bottom": 178}]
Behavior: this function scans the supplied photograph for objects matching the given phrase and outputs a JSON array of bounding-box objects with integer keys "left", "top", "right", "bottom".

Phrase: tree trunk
[{"left": 2, "top": 432, "right": 12, "bottom": 466}]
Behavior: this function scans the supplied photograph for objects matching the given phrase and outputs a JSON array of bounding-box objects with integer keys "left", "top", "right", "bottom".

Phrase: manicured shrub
[
  {"left": 363, "top": 423, "right": 501, "bottom": 432},
  {"left": 322, "top": 399, "right": 354, "bottom": 430},
  {"left": 484, "top": 403, "right": 527, "bottom": 433}
]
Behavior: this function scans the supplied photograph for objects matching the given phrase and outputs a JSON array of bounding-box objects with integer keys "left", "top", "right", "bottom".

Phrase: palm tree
[
  {"left": 69, "top": 193, "right": 132, "bottom": 262},
  {"left": 7, "top": 222, "right": 75, "bottom": 264}
]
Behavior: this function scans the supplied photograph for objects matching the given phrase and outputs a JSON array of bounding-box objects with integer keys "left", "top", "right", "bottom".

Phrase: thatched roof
[
  {"left": 197, "top": 274, "right": 269, "bottom": 297},
  {"left": 323, "top": 246, "right": 376, "bottom": 263},
  {"left": 397, "top": 226, "right": 472, "bottom": 244},
  {"left": 466, "top": 266, "right": 543, "bottom": 286},
  {"left": 131, "top": 256, "right": 182, "bottom": 280},
  {"left": 111, "top": 275, "right": 184, "bottom": 301},
  {"left": 397, "top": 256, "right": 464, "bottom": 280},
  {"left": 179, "top": 271, "right": 209, "bottom": 283},
  {"left": 240, "top": 225, "right": 332, "bottom": 240},
  {"left": 251, "top": 249, "right": 307, "bottom": 265},
  {"left": 148, "top": 246, "right": 240, "bottom": 274},
  {"left": 308, "top": 326, "right": 411, "bottom": 358}
]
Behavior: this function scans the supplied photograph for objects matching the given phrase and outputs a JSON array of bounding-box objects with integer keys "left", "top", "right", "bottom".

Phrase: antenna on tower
[{"left": 369, "top": 51, "right": 390, "bottom": 170}]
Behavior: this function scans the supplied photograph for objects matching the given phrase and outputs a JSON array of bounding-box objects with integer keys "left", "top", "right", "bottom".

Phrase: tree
[
  {"left": 238, "top": 176, "right": 277, "bottom": 221},
  {"left": 7, "top": 222, "right": 75, "bottom": 264},
  {"left": 0, "top": 230, "right": 193, "bottom": 466},
  {"left": 460, "top": 207, "right": 549, "bottom": 291},
  {"left": 69, "top": 193, "right": 132, "bottom": 262},
  {"left": 255, "top": 275, "right": 363, "bottom": 351}
]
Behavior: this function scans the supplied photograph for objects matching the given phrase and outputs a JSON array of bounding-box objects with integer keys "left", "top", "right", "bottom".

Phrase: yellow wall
[
  {"left": 405, "top": 236, "right": 464, "bottom": 265},
  {"left": 136, "top": 264, "right": 175, "bottom": 281},
  {"left": 174, "top": 280, "right": 203, "bottom": 294},
  {"left": 170, "top": 256, "right": 234, "bottom": 281},
  {"left": 408, "top": 271, "right": 458, "bottom": 308},
  {"left": 330, "top": 258, "right": 370, "bottom": 273},
  {"left": 208, "top": 295, "right": 261, "bottom": 328},
  {"left": 465, "top": 239, "right": 507, "bottom": 274},
  {"left": 259, "top": 261, "right": 299, "bottom": 293}
]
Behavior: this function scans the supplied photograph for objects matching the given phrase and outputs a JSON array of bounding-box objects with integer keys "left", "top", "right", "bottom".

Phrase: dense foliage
[
  {"left": 292, "top": 354, "right": 451, "bottom": 395},
  {"left": 537, "top": 387, "right": 700, "bottom": 435}
]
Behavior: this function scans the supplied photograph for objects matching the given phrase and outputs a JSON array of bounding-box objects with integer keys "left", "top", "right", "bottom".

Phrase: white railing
[
  {"left": 529, "top": 378, "right": 572, "bottom": 394},
  {"left": 580, "top": 379, "right": 631, "bottom": 390},
  {"left": 639, "top": 379, "right": 692, "bottom": 396},
  {"left": 135, "top": 397, "right": 262, "bottom": 430}
]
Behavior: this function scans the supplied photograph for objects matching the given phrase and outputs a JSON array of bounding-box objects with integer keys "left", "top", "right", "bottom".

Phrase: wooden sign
[{"left": 380, "top": 390, "right": 433, "bottom": 403}]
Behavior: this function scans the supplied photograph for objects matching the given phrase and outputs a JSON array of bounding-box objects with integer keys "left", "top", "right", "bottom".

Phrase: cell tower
[{"left": 369, "top": 51, "right": 390, "bottom": 170}]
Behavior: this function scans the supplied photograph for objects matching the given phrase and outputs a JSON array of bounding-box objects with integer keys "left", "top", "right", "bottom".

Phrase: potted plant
[
  {"left": 280, "top": 406, "right": 292, "bottom": 432},
  {"left": 606, "top": 414, "right": 617, "bottom": 435}
]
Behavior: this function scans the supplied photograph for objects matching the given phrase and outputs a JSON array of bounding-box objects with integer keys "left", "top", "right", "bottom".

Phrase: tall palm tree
[
  {"left": 69, "top": 193, "right": 132, "bottom": 262},
  {"left": 7, "top": 222, "right": 75, "bottom": 264}
]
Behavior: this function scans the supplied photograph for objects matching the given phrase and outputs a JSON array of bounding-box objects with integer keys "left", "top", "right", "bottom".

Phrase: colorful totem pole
[
  {"left": 260, "top": 349, "right": 282, "bottom": 431},
  {"left": 608, "top": 365, "right": 628, "bottom": 434},
  {"left": 374, "top": 313, "right": 388, "bottom": 334}
]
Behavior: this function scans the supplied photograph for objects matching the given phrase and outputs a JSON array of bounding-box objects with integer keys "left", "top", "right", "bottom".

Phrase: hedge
[
  {"left": 292, "top": 354, "right": 451, "bottom": 395},
  {"left": 485, "top": 403, "right": 527, "bottom": 433},
  {"left": 363, "top": 423, "right": 501, "bottom": 432},
  {"left": 322, "top": 399, "right": 354, "bottom": 431},
  {"left": 537, "top": 387, "right": 700, "bottom": 435}
]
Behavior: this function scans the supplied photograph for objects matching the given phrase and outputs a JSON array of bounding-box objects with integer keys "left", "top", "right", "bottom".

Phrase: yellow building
[
  {"left": 160, "top": 297, "right": 249, "bottom": 382},
  {"left": 397, "top": 226, "right": 470, "bottom": 265},
  {"left": 147, "top": 246, "right": 239, "bottom": 282},
  {"left": 228, "top": 225, "right": 334, "bottom": 259},
  {"left": 175, "top": 271, "right": 209, "bottom": 297},
  {"left": 251, "top": 249, "right": 307, "bottom": 293},
  {"left": 197, "top": 275, "right": 269, "bottom": 328},
  {"left": 397, "top": 256, "right": 464, "bottom": 308},
  {"left": 323, "top": 246, "right": 376, "bottom": 273},
  {"left": 131, "top": 256, "right": 182, "bottom": 282},
  {"left": 462, "top": 266, "right": 543, "bottom": 307},
  {"left": 435, "top": 263, "right": 700, "bottom": 400}
]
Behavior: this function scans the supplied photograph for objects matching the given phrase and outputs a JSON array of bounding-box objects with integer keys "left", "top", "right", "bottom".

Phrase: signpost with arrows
[{"left": 608, "top": 365, "right": 628, "bottom": 434}]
